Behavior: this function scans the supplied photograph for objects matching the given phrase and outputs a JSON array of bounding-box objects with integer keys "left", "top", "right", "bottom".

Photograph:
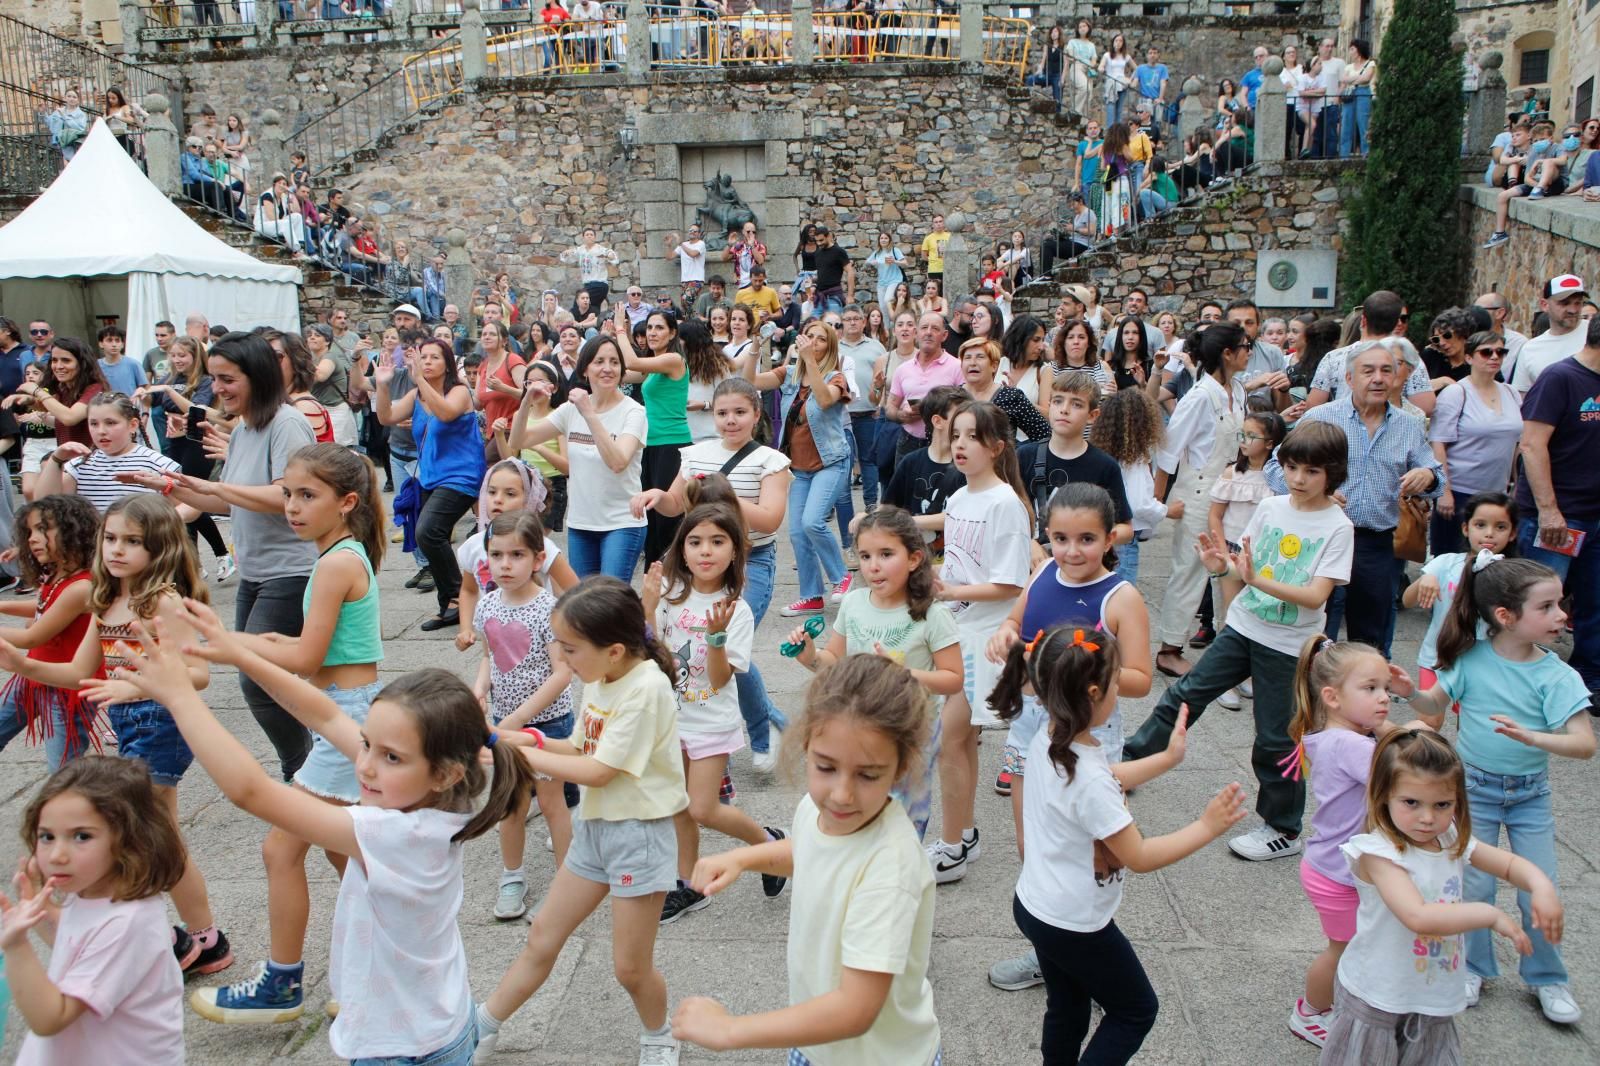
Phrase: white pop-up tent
[{"left": 0, "top": 120, "right": 301, "bottom": 347}]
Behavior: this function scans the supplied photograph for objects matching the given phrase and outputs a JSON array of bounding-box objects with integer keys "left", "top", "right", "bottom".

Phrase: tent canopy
[
  {"left": 0, "top": 121, "right": 301, "bottom": 350},
  {"left": 0, "top": 121, "right": 299, "bottom": 284}
]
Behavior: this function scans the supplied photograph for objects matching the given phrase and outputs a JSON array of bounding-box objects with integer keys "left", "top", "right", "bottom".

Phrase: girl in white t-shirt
[
  {"left": 111, "top": 605, "right": 540, "bottom": 1065},
  {"left": 473, "top": 512, "right": 575, "bottom": 922},
  {"left": 643, "top": 499, "right": 780, "bottom": 925},
  {"left": 928, "top": 400, "right": 1034, "bottom": 883},
  {"left": 3, "top": 758, "right": 185, "bottom": 1066},
  {"left": 673, "top": 654, "right": 942, "bottom": 1066},
  {"left": 1323, "top": 729, "right": 1562, "bottom": 1065},
  {"left": 474, "top": 577, "right": 688, "bottom": 1065},
  {"left": 993, "top": 625, "right": 1247, "bottom": 1066}
]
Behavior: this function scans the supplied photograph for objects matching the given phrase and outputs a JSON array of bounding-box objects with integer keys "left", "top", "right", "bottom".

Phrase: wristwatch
[{"left": 706, "top": 631, "right": 729, "bottom": 648}]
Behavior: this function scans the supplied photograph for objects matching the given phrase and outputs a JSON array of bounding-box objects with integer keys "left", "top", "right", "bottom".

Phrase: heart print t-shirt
[{"left": 473, "top": 585, "right": 571, "bottom": 725}]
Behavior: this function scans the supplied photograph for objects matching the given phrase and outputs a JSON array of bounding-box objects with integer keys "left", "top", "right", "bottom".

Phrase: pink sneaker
[
  {"left": 1287, "top": 998, "right": 1333, "bottom": 1048},
  {"left": 831, "top": 574, "right": 853, "bottom": 602},
  {"left": 780, "top": 597, "right": 825, "bottom": 617}
]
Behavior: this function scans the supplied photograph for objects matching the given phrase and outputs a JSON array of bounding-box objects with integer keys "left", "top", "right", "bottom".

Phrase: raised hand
[
  {"left": 1164, "top": 703, "right": 1191, "bottom": 765},
  {"left": 373, "top": 361, "right": 395, "bottom": 388},
  {"left": 705, "top": 597, "right": 737, "bottom": 637},
  {"left": 49, "top": 442, "right": 90, "bottom": 466},
  {"left": 1200, "top": 781, "right": 1248, "bottom": 835},
  {"left": 1385, "top": 664, "right": 1416, "bottom": 699},
  {"left": 106, "top": 619, "right": 194, "bottom": 700},
  {"left": 1231, "top": 536, "right": 1257, "bottom": 586},
  {"left": 1194, "top": 529, "right": 1228, "bottom": 572},
  {"left": 568, "top": 387, "right": 591, "bottom": 413}
]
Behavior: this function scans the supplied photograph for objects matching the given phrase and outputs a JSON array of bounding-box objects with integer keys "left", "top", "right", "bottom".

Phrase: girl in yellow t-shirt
[
  {"left": 673, "top": 654, "right": 942, "bottom": 1066},
  {"left": 473, "top": 576, "right": 688, "bottom": 1065}
]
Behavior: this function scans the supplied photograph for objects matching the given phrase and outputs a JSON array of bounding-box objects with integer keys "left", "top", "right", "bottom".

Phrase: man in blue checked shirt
[{"left": 1267, "top": 341, "right": 1442, "bottom": 657}]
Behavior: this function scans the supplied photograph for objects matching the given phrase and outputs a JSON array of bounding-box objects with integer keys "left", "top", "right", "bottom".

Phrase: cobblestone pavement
[{"left": 1, "top": 502, "right": 1596, "bottom": 1065}]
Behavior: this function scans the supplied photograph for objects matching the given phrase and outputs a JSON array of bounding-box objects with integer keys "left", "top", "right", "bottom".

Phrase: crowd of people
[
  {"left": 0, "top": 225, "right": 1595, "bottom": 1066},
  {"left": 1481, "top": 114, "right": 1600, "bottom": 250}
]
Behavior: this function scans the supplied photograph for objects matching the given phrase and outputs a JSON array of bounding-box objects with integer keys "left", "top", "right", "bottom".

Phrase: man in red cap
[{"left": 1511, "top": 274, "right": 1588, "bottom": 396}]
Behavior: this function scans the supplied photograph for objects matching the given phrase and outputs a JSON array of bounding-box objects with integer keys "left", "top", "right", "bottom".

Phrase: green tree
[{"left": 1343, "top": 0, "right": 1464, "bottom": 337}]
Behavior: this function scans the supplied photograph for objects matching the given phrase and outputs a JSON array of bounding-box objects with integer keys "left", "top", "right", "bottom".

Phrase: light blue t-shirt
[
  {"left": 1134, "top": 62, "right": 1168, "bottom": 102},
  {"left": 1416, "top": 552, "right": 1467, "bottom": 670},
  {"left": 1436, "top": 641, "right": 1591, "bottom": 776},
  {"left": 98, "top": 357, "right": 146, "bottom": 396},
  {"left": 1484, "top": 131, "right": 1512, "bottom": 185}
]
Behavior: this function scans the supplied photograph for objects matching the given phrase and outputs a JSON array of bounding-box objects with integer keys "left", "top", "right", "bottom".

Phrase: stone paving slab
[{"left": 1, "top": 502, "right": 1597, "bottom": 1065}]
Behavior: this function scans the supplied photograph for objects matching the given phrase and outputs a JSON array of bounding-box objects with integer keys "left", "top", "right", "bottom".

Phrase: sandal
[{"left": 1155, "top": 650, "right": 1190, "bottom": 678}]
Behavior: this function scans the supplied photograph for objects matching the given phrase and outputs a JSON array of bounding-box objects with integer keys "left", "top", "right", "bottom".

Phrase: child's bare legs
[
  {"left": 938, "top": 694, "right": 977, "bottom": 847},
  {"left": 1305, "top": 939, "right": 1348, "bottom": 1012},
  {"left": 1011, "top": 776, "right": 1025, "bottom": 858},
  {"left": 534, "top": 778, "right": 572, "bottom": 867},
  {"left": 611, "top": 892, "right": 671, "bottom": 1030},
  {"left": 263, "top": 790, "right": 350, "bottom": 964},
  {"left": 160, "top": 784, "right": 215, "bottom": 930},
  {"left": 675, "top": 753, "right": 766, "bottom": 877},
  {"left": 484, "top": 867, "right": 610, "bottom": 1022},
  {"left": 499, "top": 788, "right": 533, "bottom": 873},
  {"left": 1494, "top": 183, "right": 1525, "bottom": 231}
]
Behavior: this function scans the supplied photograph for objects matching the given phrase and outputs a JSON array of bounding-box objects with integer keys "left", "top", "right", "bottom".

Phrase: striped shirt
[
  {"left": 1265, "top": 397, "right": 1442, "bottom": 531},
  {"left": 64, "top": 445, "right": 181, "bottom": 514},
  {"left": 676, "top": 440, "right": 792, "bottom": 549}
]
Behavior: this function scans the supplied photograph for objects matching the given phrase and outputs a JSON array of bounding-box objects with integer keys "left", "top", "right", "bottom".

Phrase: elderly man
[
  {"left": 1517, "top": 314, "right": 1600, "bottom": 702},
  {"left": 184, "top": 313, "right": 210, "bottom": 346},
  {"left": 1510, "top": 274, "right": 1588, "bottom": 397},
  {"left": 887, "top": 312, "right": 966, "bottom": 459},
  {"left": 1269, "top": 341, "right": 1441, "bottom": 656},
  {"left": 442, "top": 304, "right": 469, "bottom": 351},
  {"left": 1305, "top": 289, "right": 1436, "bottom": 417},
  {"left": 839, "top": 305, "right": 888, "bottom": 512}
]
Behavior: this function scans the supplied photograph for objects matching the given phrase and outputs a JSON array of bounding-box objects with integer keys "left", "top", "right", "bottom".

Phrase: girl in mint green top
[
  {"left": 617, "top": 305, "right": 691, "bottom": 564},
  {"left": 191, "top": 443, "right": 386, "bottom": 1021}
]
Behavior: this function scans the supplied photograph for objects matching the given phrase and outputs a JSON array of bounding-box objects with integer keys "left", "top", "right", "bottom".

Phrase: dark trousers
[
  {"left": 641, "top": 442, "right": 684, "bottom": 567},
  {"left": 166, "top": 436, "right": 227, "bottom": 558},
  {"left": 1322, "top": 526, "right": 1399, "bottom": 658},
  {"left": 1125, "top": 625, "right": 1305, "bottom": 835},
  {"left": 1428, "top": 490, "right": 1475, "bottom": 558},
  {"left": 1013, "top": 897, "right": 1157, "bottom": 1065},
  {"left": 236, "top": 576, "right": 311, "bottom": 781},
  {"left": 416, "top": 486, "right": 475, "bottom": 613}
]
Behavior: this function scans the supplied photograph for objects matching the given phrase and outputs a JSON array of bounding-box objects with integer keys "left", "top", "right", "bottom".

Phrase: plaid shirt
[{"left": 1266, "top": 398, "right": 1442, "bottom": 531}]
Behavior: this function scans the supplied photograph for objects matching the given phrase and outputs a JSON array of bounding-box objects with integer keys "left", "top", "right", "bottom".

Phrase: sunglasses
[
  {"left": 1429, "top": 333, "right": 1453, "bottom": 345},
  {"left": 1396, "top": 313, "right": 1410, "bottom": 323},
  {"left": 1475, "top": 347, "right": 1509, "bottom": 358},
  {"left": 29, "top": 328, "right": 49, "bottom": 336}
]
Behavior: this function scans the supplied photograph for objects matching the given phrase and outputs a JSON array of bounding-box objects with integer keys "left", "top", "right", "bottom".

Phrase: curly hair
[
  {"left": 12, "top": 493, "right": 100, "bottom": 586},
  {"left": 1089, "top": 387, "right": 1164, "bottom": 465}
]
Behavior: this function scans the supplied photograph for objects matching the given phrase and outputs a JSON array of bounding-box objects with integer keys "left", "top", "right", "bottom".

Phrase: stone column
[
  {"left": 942, "top": 212, "right": 973, "bottom": 299},
  {"left": 461, "top": 0, "right": 489, "bottom": 82},
  {"left": 958, "top": 0, "right": 982, "bottom": 66},
  {"left": 142, "top": 93, "right": 180, "bottom": 197},
  {"left": 445, "top": 228, "right": 475, "bottom": 337},
  {"left": 1255, "top": 56, "right": 1286, "bottom": 164},
  {"left": 1466, "top": 51, "right": 1507, "bottom": 165},
  {"left": 385, "top": 0, "right": 412, "bottom": 43},
  {"left": 1177, "top": 75, "right": 1207, "bottom": 148},
  {"left": 254, "top": 0, "right": 272, "bottom": 44},
  {"left": 255, "top": 109, "right": 290, "bottom": 182},
  {"left": 791, "top": 0, "right": 814, "bottom": 66},
  {"left": 625, "top": 0, "right": 649, "bottom": 76},
  {"left": 118, "top": 0, "right": 148, "bottom": 56}
]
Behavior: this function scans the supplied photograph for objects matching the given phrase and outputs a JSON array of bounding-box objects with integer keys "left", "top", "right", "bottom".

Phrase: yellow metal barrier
[
  {"left": 402, "top": 38, "right": 466, "bottom": 107},
  {"left": 813, "top": 12, "right": 873, "bottom": 63},
  {"left": 868, "top": 11, "right": 959, "bottom": 63},
  {"left": 718, "top": 13, "right": 792, "bottom": 65},
  {"left": 980, "top": 15, "right": 1030, "bottom": 81},
  {"left": 485, "top": 18, "right": 627, "bottom": 78}
]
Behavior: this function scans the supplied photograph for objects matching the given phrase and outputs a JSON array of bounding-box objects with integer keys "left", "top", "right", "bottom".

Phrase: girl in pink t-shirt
[
  {"left": 2, "top": 758, "right": 186, "bottom": 1066},
  {"left": 1282, "top": 636, "right": 1416, "bottom": 1049}
]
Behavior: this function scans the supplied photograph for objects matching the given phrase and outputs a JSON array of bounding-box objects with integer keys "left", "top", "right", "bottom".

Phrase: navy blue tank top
[{"left": 1020, "top": 568, "right": 1127, "bottom": 640}]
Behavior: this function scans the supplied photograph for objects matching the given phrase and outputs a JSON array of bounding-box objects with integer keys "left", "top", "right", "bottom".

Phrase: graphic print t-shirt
[
  {"left": 883, "top": 447, "right": 965, "bottom": 553},
  {"left": 939, "top": 483, "right": 1034, "bottom": 632},
  {"left": 1225, "top": 494, "right": 1353, "bottom": 656},
  {"left": 654, "top": 586, "right": 755, "bottom": 736}
]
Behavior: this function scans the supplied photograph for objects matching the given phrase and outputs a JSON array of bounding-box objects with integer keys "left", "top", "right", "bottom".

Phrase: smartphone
[{"left": 186, "top": 407, "right": 208, "bottom": 442}]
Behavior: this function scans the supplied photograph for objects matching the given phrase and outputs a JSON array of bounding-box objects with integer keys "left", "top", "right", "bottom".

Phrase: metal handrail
[
  {"left": 0, "top": 132, "right": 64, "bottom": 194},
  {"left": 0, "top": 12, "right": 180, "bottom": 135},
  {"left": 293, "top": 31, "right": 460, "bottom": 176}
]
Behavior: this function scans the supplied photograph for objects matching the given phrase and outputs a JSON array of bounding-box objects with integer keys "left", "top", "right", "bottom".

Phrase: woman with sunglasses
[
  {"left": 1420, "top": 307, "right": 1477, "bottom": 391},
  {"left": 1427, "top": 330, "right": 1523, "bottom": 555}
]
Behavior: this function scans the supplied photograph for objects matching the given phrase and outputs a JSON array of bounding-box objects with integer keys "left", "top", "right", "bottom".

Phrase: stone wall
[
  {"left": 1022, "top": 160, "right": 1361, "bottom": 321},
  {"left": 1459, "top": 184, "right": 1600, "bottom": 320}
]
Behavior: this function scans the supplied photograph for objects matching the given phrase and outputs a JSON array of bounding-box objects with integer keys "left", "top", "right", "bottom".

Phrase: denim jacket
[{"left": 779, "top": 365, "right": 850, "bottom": 466}]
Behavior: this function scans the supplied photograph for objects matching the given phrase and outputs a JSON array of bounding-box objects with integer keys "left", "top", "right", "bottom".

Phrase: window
[
  {"left": 1579, "top": 78, "right": 1595, "bottom": 123},
  {"left": 1519, "top": 48, "right": 1550, "bottom": 85}
]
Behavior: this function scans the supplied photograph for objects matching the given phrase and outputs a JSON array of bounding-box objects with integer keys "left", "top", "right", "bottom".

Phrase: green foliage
[{"left": 1343, "top": 0, "right": 1464, "bottom": 337}]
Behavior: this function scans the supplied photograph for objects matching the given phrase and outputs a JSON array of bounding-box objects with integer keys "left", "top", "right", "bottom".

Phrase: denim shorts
[
  {"left": 351, "top": 1014, "right": 476, "bottom": 1066},
  {"left": 293, "top": 680, "right": 381, "bottom": 803},
  {"left": 563, "top": 813, "right": 677, "bottom": 897},
  {"left": 108, "top": 699, "right": 193, "bottom": 788},
  {"left": 1004, "top": 695, "right": 1123, "bottom": 775}
]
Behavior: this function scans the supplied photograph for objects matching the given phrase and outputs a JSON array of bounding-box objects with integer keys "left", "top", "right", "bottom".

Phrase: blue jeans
[
  {"left": 850, "top": 412, "right": 882, "bottom": 511},
  {"left": 1115, "top": 536, "right": 1141, "bottom": 585},
  {"left": 1340, "top": 87, "right": 1372, "bottom": 156},
  {"left": 1518, "top": 516, "right": 1600, "bottom": 692},
  {"left": 1463, "top": 765, "right": 1566, "bottom": 985},
  {"left": 1106, "top": 88, "right": 1130, "bottom": 127},
  {"left": 388, "top": 453, "right": 427, "bottom": 567},
  {"left": 567, "top": 525, "right": 646, "bottom": 583},
  {"left": 0, "top": 687, "right": 85, "bottom": 770},
  {"left": 833, "top": 427, "right": 858, "bottom": 549},
  {"left": 735, "top": 542, "right": 789, "bottom": 752},
  {"left": 790, "top": 464, "right": 850, "bottom": 600},
  {"left": 352, "top": 1015, "right": 476, "bottom": 1066},
  {"left": 1138, "top": 189, "right": 1169, "bottom": 219}
]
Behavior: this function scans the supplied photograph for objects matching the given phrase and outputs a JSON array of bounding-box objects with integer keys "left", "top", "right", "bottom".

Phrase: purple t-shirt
[{"left": 1303, "top": 728, "right": 1377, "bottom": 887}]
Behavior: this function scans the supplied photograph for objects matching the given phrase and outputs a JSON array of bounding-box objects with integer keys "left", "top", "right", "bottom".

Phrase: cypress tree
[{"left": 1343, "top": 0, "right": 1463, "bottom": 335}]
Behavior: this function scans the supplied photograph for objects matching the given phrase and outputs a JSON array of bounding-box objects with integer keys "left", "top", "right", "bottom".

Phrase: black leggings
[
  {"left": 165, "top": 436, "right": 228, "bottom": 560},
  {"left": 641, "top": 442, "right": 684, "bottom": 568},
  {"left": 236, "top": 576, "right": 311, "bottom": 781},
  {"left": 1013, "top": 896, "right": 1157, "bottom": 1065},
  {"left": 416, "top": 485, "right": 475, "bottom": 613}
]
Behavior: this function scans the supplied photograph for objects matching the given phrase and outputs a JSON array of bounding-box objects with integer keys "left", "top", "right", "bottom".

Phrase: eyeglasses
[
  {"left": 1475, "top": 347, "right": 1509, "bottom": 358},
  {"left": 1237, "top": 432, "right": 1268, "bottom": 443},
  {"left": 29, "top": 329, "right": 49, "bottom": 336}
]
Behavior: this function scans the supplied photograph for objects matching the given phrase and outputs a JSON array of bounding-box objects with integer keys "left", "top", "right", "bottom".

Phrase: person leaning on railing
[{"left": 182, "top": 136, "right": 245, "bottom": 221}]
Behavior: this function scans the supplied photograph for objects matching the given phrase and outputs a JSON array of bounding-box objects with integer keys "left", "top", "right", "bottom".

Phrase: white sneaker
[
  {"left": 1227, "top": 824, "right": 1304, "bottom": 861},
  {"left": 543, "top": 834, "right": 553, "bottom": 853},
  {"left": 215, "top": 553, "right": 237, "bottom": 582},
  {"left": 493, "top": 877, "right": 527, "bottom": 920},
  {"left": 639, "top": 1030, "right": 680, "bottom": 1066},
  {"left": 925, "top": 839, "right": 969, "bottom": 883},
  {"left": 1287, "top": 998, "right": 1333, "bottom": 1047},
  {"left": 1217, "top": 687, "right": 1243, "bottom": 710},
  {"left": 1536, "top": 983, "right": 1581, "bottom": 1025},
  {"left": 752, "top": 729, "right": 780, "bottom": 772},
  {"left": 473, "top": 1027, "right": 500, "bottom": 1063},
  {"left": 1239, "top": 679, "right": 1254, "bottom": 699},
  {"left": 1464, "top": 972, "right": 1483, "bottom": 1007}
]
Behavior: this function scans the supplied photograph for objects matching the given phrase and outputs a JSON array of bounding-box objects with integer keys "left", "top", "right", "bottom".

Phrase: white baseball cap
[
  {"left": 392, "top": 303, "right": 423, "bottom": 319},
  {"left": 1544, "top": 274, "right": 1587, "bottom": 298}
]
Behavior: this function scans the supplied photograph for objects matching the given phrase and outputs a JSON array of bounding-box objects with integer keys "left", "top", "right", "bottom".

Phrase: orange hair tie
[
  {"left": 1023, "top": 629, "right": 1046, "bottom": 654},
  {"left": 1070, "top": 629, "right": 1101, "bottom": 653}
]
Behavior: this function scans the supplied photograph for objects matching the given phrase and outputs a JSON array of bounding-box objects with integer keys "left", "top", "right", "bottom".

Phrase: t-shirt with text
[
  {"left": 1226, "top": 494, "right": 1354, "bottom": 657},
  {"left": 655, "top": 585, "right": 755, "bottom": 736},
  {"left": 576, "top": 657, "right": 689, "bottom": 822}
]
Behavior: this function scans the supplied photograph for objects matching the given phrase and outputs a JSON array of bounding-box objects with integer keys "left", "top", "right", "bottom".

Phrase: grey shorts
[{"left": 563, "top": 813, "right": 678, "bottom": 898}]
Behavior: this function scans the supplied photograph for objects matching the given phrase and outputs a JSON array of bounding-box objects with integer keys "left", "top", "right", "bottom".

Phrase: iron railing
[
  {"left": 138, "top": 1, "right": 259, "bottom": 28},
  {"left": 291, "top": 31, "right": 459, "bottom": 177},
  {"left": 0, "top": 12, "right": 181, "bottom": 136},
  {"left": 0, "top": 133, "right": 64, "bottom": 194}
]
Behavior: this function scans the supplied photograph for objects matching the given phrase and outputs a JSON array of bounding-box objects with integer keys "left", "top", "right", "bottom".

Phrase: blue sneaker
[{"left": 191, "top": 961, "right": 305, "bottom": 1024}]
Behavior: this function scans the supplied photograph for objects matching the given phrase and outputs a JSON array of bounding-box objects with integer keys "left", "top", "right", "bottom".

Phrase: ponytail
[
  {"left": 457, "top": 739, "right": 539, "bottom": 843},
  {"left": 289, "top": 443, "right": 387, "bottom": 572},
  {"left": 987, "top": 624, "right": 1121, "bottom": 784},
  {"left": 555, "top": 576, "right": 677, "bottom": 684},
  {"left": 1437, "top": 555, "right": 1558, "bottom": 670}
]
